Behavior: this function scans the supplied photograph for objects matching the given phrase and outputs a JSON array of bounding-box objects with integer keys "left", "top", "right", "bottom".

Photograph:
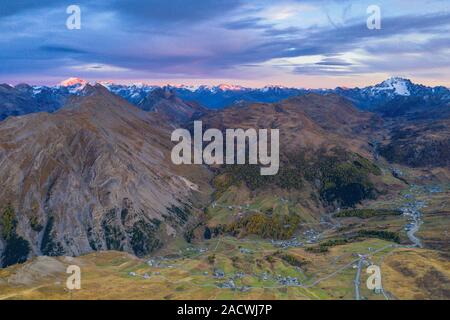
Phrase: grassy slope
[
  {"left": 2, "top": 236, "right": 446, "bottom": 300},
  {"left": 1, "top": 168, "right": 449, "bottom": 300}
]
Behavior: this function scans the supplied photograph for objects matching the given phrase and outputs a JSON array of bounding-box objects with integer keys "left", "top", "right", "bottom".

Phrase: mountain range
[{"left": 1, "top": 77, "right": 449, "bottom": 121}]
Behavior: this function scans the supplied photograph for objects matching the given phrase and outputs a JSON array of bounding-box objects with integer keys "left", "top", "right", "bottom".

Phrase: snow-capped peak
[
  {"left": 60, "top": 77, "right": 88, "bottom": 87},
  {"left": 374, "top": 77, "right": 411, "bottom": 96},
  {"left": 260, "top": 85, "right": 289, "bottom": 92},
  {"left": 168, "top": 84, "right": 200, "bottom": 92},
  {"left": 98, "top": 80, "right": 115, "bottom": 88},
  {"left": 216, "top": 84, "right": 246, "bottom": 91},
  {"left": 131, "top": 82, "right": 151, "bottom": 88}
]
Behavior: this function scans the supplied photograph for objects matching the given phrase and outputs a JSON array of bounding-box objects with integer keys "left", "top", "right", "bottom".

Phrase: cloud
[
  {"left": 316, "top": 58, "right": 353, "bottom": 66},
  {"left": 113, "top": 0, "right": 244, "bottom": 25},
  {"left": 0, "top": 0, "right": 449, "bottom": 85},
  {"left": 39, "top": 45, "right": 88, "bottom": 54},
  {"left": 0, "top": 0, "right": 63, "bottom": 18},
  {"left": 222, "top": 17, "right": 273, "bottom": 30}
]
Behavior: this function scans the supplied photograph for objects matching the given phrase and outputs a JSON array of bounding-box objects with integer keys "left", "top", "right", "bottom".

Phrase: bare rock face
[{"left": 0, "top": 84, "right": 210, "bottom": 267}]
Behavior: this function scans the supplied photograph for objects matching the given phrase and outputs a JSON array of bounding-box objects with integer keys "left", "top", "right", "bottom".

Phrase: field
[{"left": 1, "top": 234, "right": 448, "bottom": 300}]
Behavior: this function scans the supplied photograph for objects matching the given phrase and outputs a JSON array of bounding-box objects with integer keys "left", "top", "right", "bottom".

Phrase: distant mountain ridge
[
  {"left": 101, "top": 77, "right": 450, "bottom": 111},
  {"left": 0, "top": 77, "right": 449, "bottom": 120}
]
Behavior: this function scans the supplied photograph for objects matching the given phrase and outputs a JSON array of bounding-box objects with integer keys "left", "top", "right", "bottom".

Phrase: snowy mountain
[
  {"left": 99, "top": 82, "right": 157, "bottom": 105},
  {"left": 328, "top": 77, "right": 450, "bottom": 115},
  {"left": 108, "top": 77, "right": 449, "bottom": 112},
  {"left": 59, "top": 77, "right": 88, "bottom": 87},
  {"left": 371, "top": 77, "right": 412, "bottom": 96}
]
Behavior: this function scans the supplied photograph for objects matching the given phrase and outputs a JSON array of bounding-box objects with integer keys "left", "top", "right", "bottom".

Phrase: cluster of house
[
  {"left": 128, "top": 271, "right": 151, "bottom": 279},
  {"left": 271, "top": 237, "right": 303, "bottom": 248},
  {"left": 184, "top": 247, "right": 208, "bottom": 254},
  {"left": 275, "top": 275, "right": 300, "bottom": 286},
  {"left": 304, "top": 229, "right": 320, "bottom": 244},
  {"left": 239, "top": 248, "right": 253, "bottom": 254},
  {"left": 213, "top": 269, "right": 251, "bottom": 291},
  {"left": 216, "top": 279, "right": 251, "bottom": 292}
]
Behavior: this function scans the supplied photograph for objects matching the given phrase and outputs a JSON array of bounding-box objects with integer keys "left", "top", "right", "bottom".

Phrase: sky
[{"left": 0, "top": 0, "right": 449, "bottom": 88}]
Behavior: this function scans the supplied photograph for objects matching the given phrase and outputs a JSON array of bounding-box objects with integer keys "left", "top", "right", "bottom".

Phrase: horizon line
[{"left": 2, "top": 76, "right": 450, "bottom": 91}]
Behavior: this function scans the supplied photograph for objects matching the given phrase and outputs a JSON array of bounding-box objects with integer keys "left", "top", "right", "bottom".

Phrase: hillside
[
  {"left": 196, "top": 94, "right": 391, "bottom": 240},
  {"left": 0, "top": 84, "right": 211, "bottom": 267},
  {"left": 378, "top": 103, "right": 450, "bottom": 168}
]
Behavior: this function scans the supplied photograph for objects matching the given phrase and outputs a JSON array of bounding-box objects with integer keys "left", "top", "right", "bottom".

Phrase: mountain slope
[
  {"left": 0, "top": 84, "right": 68, "bottom": 120},
  {"left": 138, "top": 87, "right": 207, "bottom": 124},
  {"left": 379, "top": 111, "right": 450, "bottom": 167},
  {"left": 200, "top": 93, "right": 381, "bottom": 156},
  {"left": 0, "top": 84, "right": 211, "bottom": 267},
  {"left": 199, "top": 94, "right": 385, "bottom": 221}
]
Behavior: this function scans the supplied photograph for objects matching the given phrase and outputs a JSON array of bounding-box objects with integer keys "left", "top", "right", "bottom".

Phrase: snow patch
[{"left": 60, "top": 77, "right": 88, "bottom": 87}]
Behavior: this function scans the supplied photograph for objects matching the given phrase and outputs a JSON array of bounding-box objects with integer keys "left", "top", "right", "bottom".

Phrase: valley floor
[
  {"left": 1, "top": 175, "right": 449, "bottom": 300},
  {"left": 0, "top": 237, "right": 448, "bottom": 300}
]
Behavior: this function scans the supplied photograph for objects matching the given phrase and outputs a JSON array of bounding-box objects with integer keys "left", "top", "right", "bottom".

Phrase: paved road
[{"left": 354, "top": 258, "right": 364, "bottom": 300}]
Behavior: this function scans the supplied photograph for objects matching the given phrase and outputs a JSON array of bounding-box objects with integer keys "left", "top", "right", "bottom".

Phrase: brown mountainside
[
  {"left": 198, "top": 94, "right": 387, "bottom": 231},
  {"left": 0, "top": 84, "right": 211, "bottom": 267},
  {"left": 200, "top": 93, "right": 382, "bottom": 157}
]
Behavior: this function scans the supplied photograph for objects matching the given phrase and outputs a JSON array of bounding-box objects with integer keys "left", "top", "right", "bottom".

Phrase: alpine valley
[{"left": 0, "top": 77, "right": 449, "bottom": 300}]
